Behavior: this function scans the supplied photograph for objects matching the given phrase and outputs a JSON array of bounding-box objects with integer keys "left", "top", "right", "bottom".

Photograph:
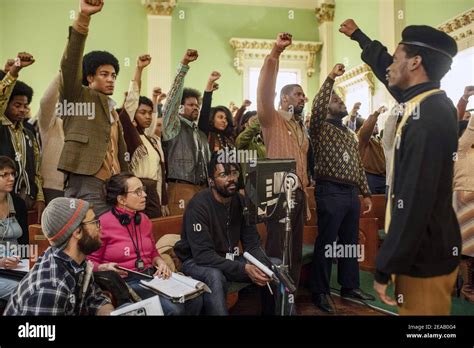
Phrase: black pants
[
  {"left": 365, "top": 172, "right": 386, "bottom": 195},
  {"left": 264, "top": 188, "right": 305, "bottom": 289},
  {"left": 310, "top": 181, "right": 360, "bottom": 294}
]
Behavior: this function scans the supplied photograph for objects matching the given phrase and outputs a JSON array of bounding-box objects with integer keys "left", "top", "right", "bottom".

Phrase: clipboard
[{"left": 116, "top": 266, "right": 153, "bottom": 280}]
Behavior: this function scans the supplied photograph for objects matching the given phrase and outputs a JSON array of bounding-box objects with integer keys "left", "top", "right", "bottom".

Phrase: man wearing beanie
[
  {"left": 5, "top": 197, "right": 114, "bottom": 315},
  {"left": 340, "top": 20, "right": 461, "bottom": 315}
]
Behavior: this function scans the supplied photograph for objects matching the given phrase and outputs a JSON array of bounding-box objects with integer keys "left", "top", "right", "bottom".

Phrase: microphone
[{"left": 284, "top": 173, "right": 298, "bottom": 210}]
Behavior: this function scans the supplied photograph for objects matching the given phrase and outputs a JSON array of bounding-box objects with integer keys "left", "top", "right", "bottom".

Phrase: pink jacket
[{"left": 88, "top": 207, "right": 160, "bottom": 271}]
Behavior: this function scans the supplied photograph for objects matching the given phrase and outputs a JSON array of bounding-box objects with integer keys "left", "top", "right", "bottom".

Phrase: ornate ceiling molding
[
  {"left": 141, "top": 0, "right": 177, "bottom": 15},
  {"left": 438, "top": 9, "right": 474, "bottom": 43},
  {"left": 181, "top": 0, "right": 319, "bottom": 9},
  {"left": 334, "top": 64, "right": 375, "bottom": 98},
  {"left": 229, "top": 38, "right": 323, "bottom": 77},
  {"left": 315, "top": 3, "right": 335, "bottom": 24}
]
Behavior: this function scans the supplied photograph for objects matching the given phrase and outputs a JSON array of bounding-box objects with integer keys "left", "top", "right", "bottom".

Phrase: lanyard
[{"left": 125, "top": 223, "right": 144, "bottom": 269}]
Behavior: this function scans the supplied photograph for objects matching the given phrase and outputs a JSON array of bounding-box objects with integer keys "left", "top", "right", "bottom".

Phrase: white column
[
  {"left": 374, "top": 0, "right": 404, "bottom": 118},
  {"left": 378, "top": 0, "right": 405, "bottom": 54},
  {"left": 143, "top": 1, "right": 176, "bottom": 97},
  {"left": 315, "top": 0, "right": 335, "bottom": 85},
  {"left": 147, "top": 15, "right": 172, "bottom": 97}
]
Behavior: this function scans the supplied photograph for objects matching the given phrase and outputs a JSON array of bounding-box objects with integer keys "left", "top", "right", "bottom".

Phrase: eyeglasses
[
  {"left": 81, "top": 219, "right": 101, "bottom": 229},
  {"left": 125, "top": 186, "right": 147, "bottom": 197},
  {"left": 215, "top": 170, "right": 240, "bottom": 180},
  {"left": 0, "top": 172, "right": 16, "bottom": 179}
]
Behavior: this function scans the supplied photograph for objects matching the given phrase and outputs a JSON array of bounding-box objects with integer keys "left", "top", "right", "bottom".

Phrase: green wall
[
  {"left": 333, "top": 0, "right": 380, "bottom": 70},
  {"left": 405, "top": 0, "right": 473, "bottom": 26},
  {"left": 0, "top": 0, "right": 147, "bottom": 114},
  {"left": 171, "top": 2, "right": 319, "bottom": 106},
  {"left": 1, "top": 0, "right": 472, "bottom": 115}
]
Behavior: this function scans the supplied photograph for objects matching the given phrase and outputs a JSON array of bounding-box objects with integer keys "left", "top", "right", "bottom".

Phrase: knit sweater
[{"left": 309, "top": 77, "right": 371, "bottom": 197}]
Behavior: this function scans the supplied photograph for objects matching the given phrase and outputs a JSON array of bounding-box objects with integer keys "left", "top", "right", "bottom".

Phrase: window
[
  {"left": 333, "top": 64, "right": 375, "bottom": 120},
  {"left": 441, "top": 46, "right": 474, "bottom": 110},
  {"left": 248, "top": 68, "right": 300, "bottom": 109}
]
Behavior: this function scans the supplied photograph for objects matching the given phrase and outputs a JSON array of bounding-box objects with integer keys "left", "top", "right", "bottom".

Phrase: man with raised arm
[
  {"left": 309, "top": 63, "right": 374, "bottom": 313},
  {"left": 161, "top": 49, "right": 210, "bottom": 216},
  {"left": 257, "top": 32, "right": 310, "bottom": 300},
  {"left": 340, "top": 19, "right": 461, "bottom": 315},
  {"left": 59, "top": 0, "right": 129, "bottom": 217}
]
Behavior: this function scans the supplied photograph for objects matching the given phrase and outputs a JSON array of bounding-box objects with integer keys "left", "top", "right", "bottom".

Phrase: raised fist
[
  {"left": 377, "top": 105, "right": 387, "bottom": 114},
  {"left": 329, "top": 64, "right": 345, "bottom": 79},
  {"left": 243, "top": 100, "right": 251, "bottom": 108},
  {"left": 80, "top": 0, "right": 104, "bottom": 16},
  {"left": 137, "top": 54, "right": 152, "bottom": 69},
  {"left": 339, "top": 19, "right": 359, "bottom": 37},
  {"left": 208, "top": 71, "right": 221, "bottom": 83},
  {"left": 153, "top": 87, "right": 162, "bottom": 98},
  {"left": 3, "top": 59, "right": 15, "bottom": 73},
  {"left": 14, "top": 52, "right": 35, "bottom": 68},
  {"left": 158, "top": 92, "right": 167, "bottom": 103},
  {"left": 182, "top": 49, "right": 198, "bottom": 65},
  {"left": 276, "top": 32, "right": 293, "bottom": 50},
  {"left": 463, "top": 86, "right": 474, "bottom": 99},
  {"left": 10, "top": 52, "right": 35, "bottom": 77}
]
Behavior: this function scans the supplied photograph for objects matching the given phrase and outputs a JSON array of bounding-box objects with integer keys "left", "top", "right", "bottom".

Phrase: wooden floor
[{"left": 230, "top": 286, "right": 387, "bottom": 316}]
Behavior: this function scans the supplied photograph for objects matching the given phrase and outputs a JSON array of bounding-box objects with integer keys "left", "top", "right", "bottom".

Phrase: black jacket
[{"left": 351, "top": 29, "right": 461, "bottom": 283}]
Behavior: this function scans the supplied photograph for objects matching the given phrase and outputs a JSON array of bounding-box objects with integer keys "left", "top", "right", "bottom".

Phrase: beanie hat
[{"left": 42, "top": 197, "right": 90, "bottom": 247}]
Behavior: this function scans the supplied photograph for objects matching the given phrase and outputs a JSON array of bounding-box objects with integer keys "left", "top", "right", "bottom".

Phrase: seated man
[
  {"left": 5, "top": 197, "right": 114, "bottom": 315},
  {"left": 174, "top": 153, "right": 280, "bottom": 315}
]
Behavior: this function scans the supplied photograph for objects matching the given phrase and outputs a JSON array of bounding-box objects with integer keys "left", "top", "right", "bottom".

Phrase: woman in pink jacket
[{"left": 88, "top": 173, "right": 202, "bottom": 315}]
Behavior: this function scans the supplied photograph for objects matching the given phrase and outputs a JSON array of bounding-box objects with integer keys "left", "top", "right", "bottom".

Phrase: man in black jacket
[
  {"left": 340, "top": 19, "right": 461, "bottom": 315},
  {"left": 174, "top": 153, "right": 279, "bottom": 315}
]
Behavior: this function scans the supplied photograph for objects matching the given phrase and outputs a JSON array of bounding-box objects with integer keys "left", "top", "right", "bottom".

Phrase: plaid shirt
[{"left": 4, "top": 247, "right": 111, "bottom": 316}]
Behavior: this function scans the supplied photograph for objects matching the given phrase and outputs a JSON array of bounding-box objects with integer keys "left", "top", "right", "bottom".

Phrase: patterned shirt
[
  {"left": 309, "top": 77, "right": 370, "bottom": 197},
  {"left": 162, "top": 63, "right": 190, "bottom": 142},
  {"left": 4, "top": 247, "right": 111, "bottom": 316},
  {"left": 0, "top": 74, "right": 44, "bottom": 201},
  {"left": 0, "top": 72, "right": 17, "bottom": 116}
]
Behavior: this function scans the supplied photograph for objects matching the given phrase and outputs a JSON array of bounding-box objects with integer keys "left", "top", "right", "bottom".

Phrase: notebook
[{"left": 140, "top": 272, "right": 211, "bottom": 302}]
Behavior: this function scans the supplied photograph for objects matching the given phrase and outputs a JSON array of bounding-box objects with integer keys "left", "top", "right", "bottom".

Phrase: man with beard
[
  {"left": 340, "top": 19, "right": 461, "bottom": 315},
  {"left": 174, "top": 153, "right": 279, "bottom": 315},
  {"left": 5, "top": 197, "right": 114, "bottom": 315},
  {"left": 309, "top": 63, "right": 374, "bottom": 313},
  {"left": 162, "top": 49, "right": 210, "bottom": 216},
  {"left": 257, "top": 33, "right": 310, "bottom": 294}
]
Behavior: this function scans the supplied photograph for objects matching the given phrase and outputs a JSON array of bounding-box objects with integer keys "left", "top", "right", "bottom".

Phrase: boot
[{"left": 461, "top": 258, "right": 474, "bottom": 303}]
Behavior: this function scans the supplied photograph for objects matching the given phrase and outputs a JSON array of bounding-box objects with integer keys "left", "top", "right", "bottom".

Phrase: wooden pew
[
  {"left": 150, "top": 215, "right": 183, "bottom": 242},
  {"left": 28, "top": 224, "right": 48, "bottom": 268},
  {"left": 27, "top": 210, "right": 38, "bottom": 227},
  {"left": 358, "top": 218, "right": 379, "bottom": 273}
]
